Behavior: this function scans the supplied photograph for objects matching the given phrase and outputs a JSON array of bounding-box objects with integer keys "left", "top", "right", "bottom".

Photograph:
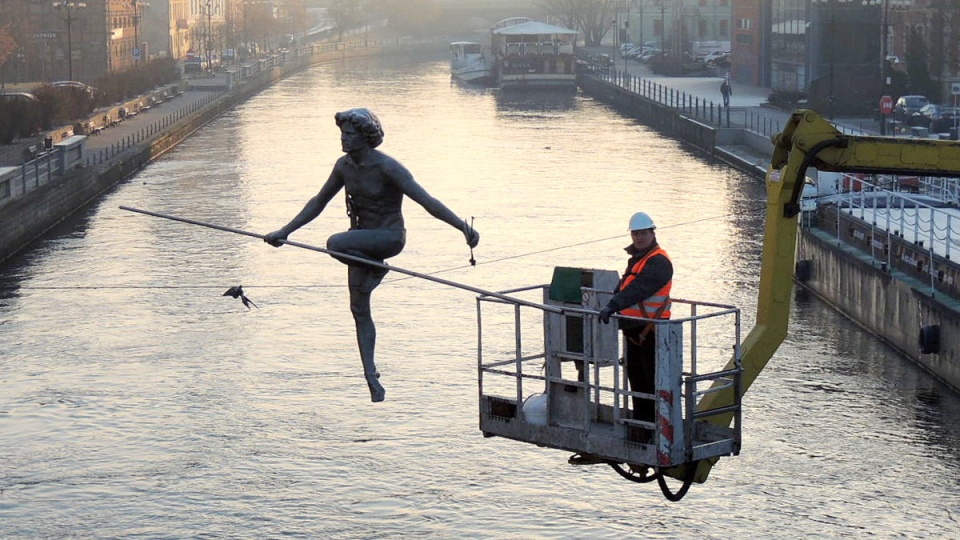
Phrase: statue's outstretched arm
[
  {"left": 264, "top": 167, "right": 343, "bottom": 246},
  {"left": 389, "top": 160, "right": 479, "bottom": 247}
]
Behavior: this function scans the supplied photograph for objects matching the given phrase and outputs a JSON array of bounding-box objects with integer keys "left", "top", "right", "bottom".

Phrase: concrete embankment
[
  {"left": 576, "top": 70, "right": 960, "bottom": 393},
  {"left": 576, "top": 71, "right": 776, "bottom": 176},
  {"left": 0, "top": 40, "right": 436, "bottom": 264},
  {"left": 797, "top": 225, "right": 960, "bottom": 393}
]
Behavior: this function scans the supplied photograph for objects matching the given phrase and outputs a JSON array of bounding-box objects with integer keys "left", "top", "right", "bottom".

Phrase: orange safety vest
[{"left": 618, "top": 247, "right": 672, "bottom": 319}]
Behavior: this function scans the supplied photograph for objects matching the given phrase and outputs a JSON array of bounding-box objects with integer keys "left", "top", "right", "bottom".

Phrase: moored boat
[
  {"left": 450, "top": 41, "right": 492, "bottom": 84},
  {"left": 490, "top": 17, "right": 579, "bottom": 90}
]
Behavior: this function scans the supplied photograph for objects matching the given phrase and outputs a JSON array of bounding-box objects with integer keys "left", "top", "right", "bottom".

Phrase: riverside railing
[
  {"left": 81, "top": 91, "right": 225, "bottom": 168},
  {"left": 0, "top": 150, "right": 63, "bottom": 204},
  {"left": 811, "top": 173, "right": 960, "bottom": 297},
  {"left": 0, "top": 91, "right": 226, "bottom": 210},
  {"left": 580, "top": 60, "right": 875, "bottom": 139},
  {"left": 581, "top": 61, "right": 781, "bottom": 136}
]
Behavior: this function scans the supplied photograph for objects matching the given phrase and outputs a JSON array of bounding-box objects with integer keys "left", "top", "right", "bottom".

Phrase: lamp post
[
  {"left": 659, "top": 0, "right": 665, "bottom": 48},
  {"left": 862, "top": 0, "right": 911, "bottom": 134},
  {"left": 812, "top": 0, "right": 855, "bottom": 120},
  {"left": 622, "top": 0, "right": 641, "bottom": 72},
  {"left": 617, "top": 0, "right": 630, "bottom": 73},
  {"left": 242, "top": 1, "right": 248, "bottom": 59},
  {"left": 205, "top": 0, "right": 213, "bottom": 71},
  {"left": 131, "top": 0, "right": 149, "bottom": 63},
  {"left": 53, "top": 1, "right": 86, "bottom": 81},
  {"left": 637, "top": 0, "right": 644, "bottom": 47}
]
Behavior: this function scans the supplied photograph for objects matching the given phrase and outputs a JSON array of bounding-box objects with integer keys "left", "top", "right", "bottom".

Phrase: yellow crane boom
[{"left": 688, "top": 109, "right": 960, "bottom": 483}]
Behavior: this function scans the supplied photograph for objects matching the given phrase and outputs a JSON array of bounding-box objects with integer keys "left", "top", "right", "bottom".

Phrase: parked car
[
  {"left": 702, "top": 50, "right": 730, "bottom": 65},
  {"left": 704, "top": 51, "right": 731, "bottom": 67},
  {"left": 624, "top": 46, "right": 645, "bottom": 59},
  {"left": 893, "top": 95, "right": 929, "bottom": 124},
  {"left": 0, "top": 91, "right": 39, "bottom": 103},
  {"left": 915, "top": 103, "right": 960, "bottom": 133}
]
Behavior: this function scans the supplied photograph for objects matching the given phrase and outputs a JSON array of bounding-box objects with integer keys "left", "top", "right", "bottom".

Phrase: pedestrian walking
[{"left": 720, "top": 79, "right": 732, "bottom": 108}]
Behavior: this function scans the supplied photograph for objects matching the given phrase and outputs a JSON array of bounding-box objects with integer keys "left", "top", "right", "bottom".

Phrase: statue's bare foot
[{"left": 366, "top": 371, "right": 385, "bottom": 402}]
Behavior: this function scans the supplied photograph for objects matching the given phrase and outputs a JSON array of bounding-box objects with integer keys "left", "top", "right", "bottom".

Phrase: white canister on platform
[{"left": 522, "top": 393, "right": 548, "bottom": 425}]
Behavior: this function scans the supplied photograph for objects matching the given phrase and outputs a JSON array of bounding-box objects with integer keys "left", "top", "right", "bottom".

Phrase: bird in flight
[{"left": 222, "top": 285, "right": 258, "bottom": 309}]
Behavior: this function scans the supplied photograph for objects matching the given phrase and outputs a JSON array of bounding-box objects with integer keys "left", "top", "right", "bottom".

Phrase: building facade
[
  {"left": 730, "top": 0, "right": 960, "bottom": 114},
  {"left": 730, "top": 0, "right": 768, "bottom": 86},
  {"left": 896, "top": 0, "right": 960, "bottom": 103},
  {"left": 0, "top": 0, "right": 236, "bottom": 85},
  {"left": 622, "top": 0, "right": 732, "bottom": 51}
]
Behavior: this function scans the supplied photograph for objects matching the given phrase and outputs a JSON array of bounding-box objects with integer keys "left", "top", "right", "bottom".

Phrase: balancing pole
[{"left": 119, "top": 205, "right": 563, "bottom": 313}]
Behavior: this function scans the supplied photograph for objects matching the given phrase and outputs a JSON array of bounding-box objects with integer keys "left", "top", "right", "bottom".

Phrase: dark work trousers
[{"left": 623, "top": 325, "right": 657, "bottom": 425}]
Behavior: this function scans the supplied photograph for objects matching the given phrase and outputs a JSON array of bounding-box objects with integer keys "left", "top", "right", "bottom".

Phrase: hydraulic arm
[{"left": 686, "top": 109, "right": 960, "bottom": 484}]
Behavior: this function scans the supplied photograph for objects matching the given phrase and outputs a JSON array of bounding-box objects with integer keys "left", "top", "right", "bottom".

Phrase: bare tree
[
  {"left": 282, "top": 0, "right": 311, "bottom": 44},
  {"left": 536, "top": 0, "right": 616, "bottom": 47},
  {"left": 0, "top": 24, "right": 16, "bottom": 80},
  {"left": 328, "top": 0, "right": 363, "bottom": 40}
]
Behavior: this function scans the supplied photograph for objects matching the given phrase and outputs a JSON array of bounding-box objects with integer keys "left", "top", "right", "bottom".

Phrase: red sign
[{"left": 880, "top": 95, "right": 894, "bottom": 115}]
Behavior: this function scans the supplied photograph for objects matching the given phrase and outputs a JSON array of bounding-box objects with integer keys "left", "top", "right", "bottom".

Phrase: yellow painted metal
[{"left": 666, "top": 109, "right": 960, "bottom": 484}]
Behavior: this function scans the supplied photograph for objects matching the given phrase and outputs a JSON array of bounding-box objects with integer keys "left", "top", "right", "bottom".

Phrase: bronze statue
[{"left": 264, "top": 108, "right": 480, "bottom": 402}]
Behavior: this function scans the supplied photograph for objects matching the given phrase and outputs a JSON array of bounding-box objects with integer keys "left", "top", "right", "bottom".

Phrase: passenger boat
[
  {"left": 490, "top": 17, "right": 579, "bottom": 90},
  {"left": 450, "top": 41, "right": 492, "bottom": 85}
]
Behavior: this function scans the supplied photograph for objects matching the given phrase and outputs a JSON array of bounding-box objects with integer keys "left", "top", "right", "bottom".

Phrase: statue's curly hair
[{"left": 334, "top": 108, "right": 384, "bottom": 148}]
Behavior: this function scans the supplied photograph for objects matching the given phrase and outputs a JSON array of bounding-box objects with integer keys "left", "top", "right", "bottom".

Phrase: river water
[{"left": 2, "top": 51, "right": 959, "bottom": 538}]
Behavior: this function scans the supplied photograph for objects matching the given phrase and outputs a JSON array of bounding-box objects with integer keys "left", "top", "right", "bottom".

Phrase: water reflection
[
  {"left": 494, "top": 87, "right": 579, "bottom": 114},
  {"left": 1, "top": 53, "right": 959, "bottom": 537}
]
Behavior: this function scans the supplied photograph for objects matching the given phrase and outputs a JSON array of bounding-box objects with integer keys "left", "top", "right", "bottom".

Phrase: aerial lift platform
[
  {"left": 476, "top": 110, "right": 960, "bottom": 501},
  {"left": 476, "top": 267, "right": 743, "bottom": 501}
]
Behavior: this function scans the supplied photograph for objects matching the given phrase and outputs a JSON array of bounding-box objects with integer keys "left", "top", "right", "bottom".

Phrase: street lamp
[
  {"left": 53, "top": 0, "right": 86, "bottom": 81},
  {"left": 242, "top": 1, "right": 248, "bottom": 59},
  {"left": 636, "top": 0, "right": 645, "bottom": 47},
  {"left": 131, "top": 0, "right": 149, "bottom": 63},
  {"left": 813, "top": 0, "right": 854, "bottom": 120},
  {"left": 205, "top": 0, "right": 213, "bottom": 71},
  {"left": 621, "top": 0, "right": 641, "bottom": 73},
  {"left": 862, "top": 0, "right": 911, "bottom": 134}
]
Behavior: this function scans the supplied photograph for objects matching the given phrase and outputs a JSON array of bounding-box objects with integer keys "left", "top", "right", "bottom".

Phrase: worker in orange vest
[{"left": 599, "top": 211, "right": 673, "bottom": 437}]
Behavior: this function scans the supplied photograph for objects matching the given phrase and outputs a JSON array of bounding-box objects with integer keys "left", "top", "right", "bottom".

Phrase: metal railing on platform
[{"left": 477, "top": 282, "right": 744, "bottom": 468}]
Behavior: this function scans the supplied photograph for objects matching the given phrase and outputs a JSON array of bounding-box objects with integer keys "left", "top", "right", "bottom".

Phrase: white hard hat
[{"left": 628, "top": 211, "right": 656, "bottom": 231}]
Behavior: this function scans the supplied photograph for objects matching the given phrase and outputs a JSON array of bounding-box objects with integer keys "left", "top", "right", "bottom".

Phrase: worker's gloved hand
[{"left": 598, "top": 306, "right": 615, "bottom": 324}]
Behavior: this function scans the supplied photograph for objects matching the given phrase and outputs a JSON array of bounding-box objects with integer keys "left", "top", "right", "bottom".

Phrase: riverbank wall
[
  {"left": 0, "top": 39, "right": 437, "bottom": 264},
  {"left": 576, "top": 71, "right": 960, "bottom": 393},
  {"left": 576, "top": 72, "right": 776, "bottom": 174},
  {"left": 797, "top": 222, "right": 960, "bottom": 393}
]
